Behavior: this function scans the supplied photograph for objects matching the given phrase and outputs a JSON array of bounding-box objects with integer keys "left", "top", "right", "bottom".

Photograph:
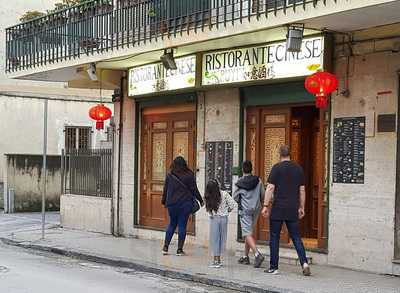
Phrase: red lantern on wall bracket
[
  {"left": 305, "top": 71, "right": 338, "bottom": 109},
  {"left": 89, "top": 104, "right": 112, "bottom": 130}
]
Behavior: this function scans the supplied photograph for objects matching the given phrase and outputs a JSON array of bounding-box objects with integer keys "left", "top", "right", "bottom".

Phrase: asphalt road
[
  {"left": 0, "top": 243, "right": 236, "bottom": 293},
  {"left": 0, "top": 212, "right": 236, "bottom": 293}
]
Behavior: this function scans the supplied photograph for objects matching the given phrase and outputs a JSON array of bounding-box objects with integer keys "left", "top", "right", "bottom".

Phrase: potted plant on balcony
[
  {"left": 60, "top": 0, "right": 113, "bottom": 50},
  {"left": 148, "top": 7, "right": 169, "bottom": 35}
]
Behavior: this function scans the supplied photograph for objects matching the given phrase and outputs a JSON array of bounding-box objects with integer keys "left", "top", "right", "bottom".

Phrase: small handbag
[{"left": 170, "top": 174, "right": 201, "bottom": 215}]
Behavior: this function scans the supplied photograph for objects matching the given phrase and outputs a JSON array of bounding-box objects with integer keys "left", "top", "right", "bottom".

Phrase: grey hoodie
[{"left": 233, "top": 175, "right": 265, "bottom": 216}]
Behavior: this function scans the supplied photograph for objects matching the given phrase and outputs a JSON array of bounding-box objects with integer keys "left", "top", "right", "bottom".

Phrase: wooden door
[
  {"left": 140, "top": 107, "right": 196, "bottom": 231},
  {"left": 291, "top": 107, "right": 318, "bottom": 241},
  {"left": 246, "top": 107, "right": 290, "bottom": 243}
]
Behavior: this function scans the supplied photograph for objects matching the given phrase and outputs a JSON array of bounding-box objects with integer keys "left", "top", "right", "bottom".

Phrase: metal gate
[{"left": 61, "top": 149, "right": 113, "bottom": 198}]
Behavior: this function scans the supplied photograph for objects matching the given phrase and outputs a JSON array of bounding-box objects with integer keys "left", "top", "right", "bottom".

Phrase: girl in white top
[{"left": 204, "top": 179, "right": 236, "bottom": 268}]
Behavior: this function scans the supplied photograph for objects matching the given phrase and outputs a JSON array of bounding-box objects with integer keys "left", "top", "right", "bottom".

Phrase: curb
[{"left": 0, "top": 237, "right": 299, "bottom": 293}]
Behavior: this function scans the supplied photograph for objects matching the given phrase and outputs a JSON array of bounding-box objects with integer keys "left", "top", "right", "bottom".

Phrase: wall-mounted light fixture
[
  {"left": 160, "top": 48, "right": 177, "bottom": 70},
  {"left": 286, "top": 24, "right": 305, "bottom": 52}
]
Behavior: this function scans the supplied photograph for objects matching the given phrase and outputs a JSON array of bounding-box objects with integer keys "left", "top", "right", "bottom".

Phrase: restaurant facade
[{"left": 112, "top": 31, "right": 400, "bottom": 275}]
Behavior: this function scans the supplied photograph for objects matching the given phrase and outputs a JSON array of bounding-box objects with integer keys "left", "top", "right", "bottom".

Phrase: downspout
[{"left": 116, "top": 72, "right": 126, "bottom": 236}]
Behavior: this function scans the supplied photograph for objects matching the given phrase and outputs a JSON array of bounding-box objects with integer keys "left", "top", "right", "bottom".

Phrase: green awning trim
[
  {"left": 136, "top": 92, "right": 197, "bottom": 109},
  {"left": 241, "top": 81, "right": 314, "bottom": 107}
]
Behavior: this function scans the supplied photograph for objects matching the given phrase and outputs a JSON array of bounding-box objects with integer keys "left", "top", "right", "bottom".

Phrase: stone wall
[
  {"left": 61, "top": 194, "right": 112, "bottom": 234},
  {"left": 112, "top": 78, "right": 136, "bottom": 237},
  {"left": 4, "top": 154, "right": 61, "bottom": 212},
  {"left": 194, "top": 89, "right": 241, "bottom": 250},
  {"left": 329, "top": 49, "right": 399, "bottom": 274},
  {"left": 0, "top": 183, "right": 3, "bottom": 209}
]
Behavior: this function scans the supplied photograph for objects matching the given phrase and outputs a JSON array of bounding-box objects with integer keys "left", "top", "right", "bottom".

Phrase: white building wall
[
  {"left": 328, "top": 49, "right": 399, "bottom": 274},
  {"left": 0, "top": 1, "right": 115, "bottom": 209}
]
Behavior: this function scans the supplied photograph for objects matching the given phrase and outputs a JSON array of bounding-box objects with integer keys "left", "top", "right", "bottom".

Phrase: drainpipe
[{"left": 115, "top": 72, "right": 126, "bottom": 236}]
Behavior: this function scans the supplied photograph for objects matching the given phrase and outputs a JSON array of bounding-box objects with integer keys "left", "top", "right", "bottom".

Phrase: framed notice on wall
[
  {"left": 333, "top": 117, "right": 366, "bottom": 184},
  {"left": 205, "top": 141, "right": 233, "bottom": 194}
]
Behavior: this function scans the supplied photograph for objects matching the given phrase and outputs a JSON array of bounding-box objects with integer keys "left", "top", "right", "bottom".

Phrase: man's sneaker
[
  {"left": 162, "top": 246, "right": 168, "bottom": 255},
  {"left": 302, "top": 263, "right": 311, "bottom": 276},
  {"left": 238, "top": 256, "right": 250, "bottom": 265},
  {"left": 176, "top": 249, "right": 186, "bottom": 256},
  {"left": 253, "top": 253, "right": 265, "bottom": 268},
  {"left": 265, "top": 268, "right": 279, "bottom": 275}
]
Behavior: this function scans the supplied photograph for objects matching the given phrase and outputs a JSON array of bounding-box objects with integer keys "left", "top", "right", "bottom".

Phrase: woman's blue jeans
[{"left": 164, "top": 200, "right": 192, "bottom": 249}]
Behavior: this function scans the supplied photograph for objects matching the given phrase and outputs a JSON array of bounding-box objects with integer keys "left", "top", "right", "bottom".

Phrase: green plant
[
  {"left": 148, "top": 8, "right": 156, "bottom": 17},
  {"left": 47, "top": 0, "right": 88, "bottom": 13},
  {"left": 19, "top": 11, "right": 46, "bottom": 22},
  {"left": 20, "top": 0, "right": 112, "bottom": 23}
]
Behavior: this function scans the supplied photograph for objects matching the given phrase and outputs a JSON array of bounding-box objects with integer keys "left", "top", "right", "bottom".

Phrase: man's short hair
[
  {"left": 279, "top": 145, "right": 290, "bottom": 158},
  {"left": 242, "top": 160, "right": 253, "bottom": 174}
]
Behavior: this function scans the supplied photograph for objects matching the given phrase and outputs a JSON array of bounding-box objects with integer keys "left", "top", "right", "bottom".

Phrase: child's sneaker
[
  {"left": 253, "top": 253, "right": 265, "bottom": 268},
  {"left": 176, "top": 249, "right": 186, "bottom": 256},
  {"left": 209, "top": 261, "right": 221, "bottom": 268},
  {"left": 238, "top": 256, "right": 250, "bottom": 265},
  {"left": 162, "top": 245, "right": 168, "bottom": 255}
]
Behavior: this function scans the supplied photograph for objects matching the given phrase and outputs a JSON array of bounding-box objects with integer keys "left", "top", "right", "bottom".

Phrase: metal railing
[
  {"left": 61, "top": 148, "right": 113, "bottom": 198},
  {"left": 6, "top": 0, "right": 331, "bottom": 72}
]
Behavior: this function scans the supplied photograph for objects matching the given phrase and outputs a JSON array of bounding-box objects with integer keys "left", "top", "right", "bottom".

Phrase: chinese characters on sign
[
  {"left": 202, "top": 37, "right": 324, "bottom": 86},
  {"left": 128, "top": 55, "right": 196, "bottom": 96},
  {"left": 333, "top": 117, "right": 366, "bottom": 184},
  {"left": 205, "top": 141, "right": 234, "bottom": 194}
]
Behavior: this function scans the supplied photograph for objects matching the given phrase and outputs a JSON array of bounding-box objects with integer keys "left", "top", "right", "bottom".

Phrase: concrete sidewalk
[{"left": 0, "top": 224, "right": 399, "bottom": 293}]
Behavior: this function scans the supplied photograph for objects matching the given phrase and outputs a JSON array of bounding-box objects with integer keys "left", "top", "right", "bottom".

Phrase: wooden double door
[
  {"left": 246, "top": 105, "right": 328, "bottom": 248},
  {"left": 139, "top": 104, "right": 196, "bottom": 231}
]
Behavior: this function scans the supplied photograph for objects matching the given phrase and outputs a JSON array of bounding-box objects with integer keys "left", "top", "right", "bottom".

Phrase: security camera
[
  {"left": 392, "top": 41, "right": 400, "bottom": 53},
  {"left": 160, "top": 49, "right": 177, "bottom": 70},
  {"left": 87, "top": 63, "right": 98, "bottom": 81}
]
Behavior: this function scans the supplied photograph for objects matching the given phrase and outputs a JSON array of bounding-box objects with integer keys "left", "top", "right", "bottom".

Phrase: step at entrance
[{"left": 393, "top": 260, "right": 400, "bottom": 276}]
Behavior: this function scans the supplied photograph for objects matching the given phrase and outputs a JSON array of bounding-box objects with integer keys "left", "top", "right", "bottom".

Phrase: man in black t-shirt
[{"left": 261, "top": 145, "right": 311, "bottom": 276}]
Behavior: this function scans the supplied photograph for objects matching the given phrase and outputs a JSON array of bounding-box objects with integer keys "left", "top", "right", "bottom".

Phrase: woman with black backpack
[{"left": 161, "top": 156, "right": 203, "bottom": 256}]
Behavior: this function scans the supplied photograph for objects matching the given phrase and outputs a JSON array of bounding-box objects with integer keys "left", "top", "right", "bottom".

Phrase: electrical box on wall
[{"left": 377, "top": 114, "right": 396, "bottom": 132}]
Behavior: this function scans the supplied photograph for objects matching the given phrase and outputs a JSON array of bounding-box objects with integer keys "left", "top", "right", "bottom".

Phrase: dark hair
[
  {"left": 279, "top": 145, "right": 290, "bottom": 158},
  {"left": 170, "top": 156, "right": 190, "bottom": 176},
  {"left": 242, "top": 160, "right": 253, "bottom": 174},
  {"left": 204, "top": 179, "right": 222, "bottom": 214}
]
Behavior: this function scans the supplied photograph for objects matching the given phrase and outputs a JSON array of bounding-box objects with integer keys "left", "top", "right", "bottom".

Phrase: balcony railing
[{"left": 6, "top": 0, "right": 329, "bottom": 73}]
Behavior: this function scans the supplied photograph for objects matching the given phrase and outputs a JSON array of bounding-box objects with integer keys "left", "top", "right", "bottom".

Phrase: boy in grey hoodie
[{"left": 233, "top": 160, "right": 265, "bottom": 268}]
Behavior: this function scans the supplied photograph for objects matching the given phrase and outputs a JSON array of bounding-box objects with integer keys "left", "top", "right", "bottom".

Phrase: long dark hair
[
  {"left": 204, "top": 179, "right": 222, "bottom": 214},
  {"left": 170, "top": 156, "right": 191, "bottom": 176}
]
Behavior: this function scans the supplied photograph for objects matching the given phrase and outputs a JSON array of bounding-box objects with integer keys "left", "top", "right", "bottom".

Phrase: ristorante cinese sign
[
  {"left": 202, "top": 36, "right": 324, "bottom": 86},
  {"left": 128, "top": 55, "right": 196, "bottom": 96}
]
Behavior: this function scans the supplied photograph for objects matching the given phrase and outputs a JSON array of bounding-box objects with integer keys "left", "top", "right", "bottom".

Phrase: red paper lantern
[
  {"left": 89, "top": 104, "right": 112, "bottom": 130},
  {"left": 305, "top": 71, "right": 338, "bottom": 109}
]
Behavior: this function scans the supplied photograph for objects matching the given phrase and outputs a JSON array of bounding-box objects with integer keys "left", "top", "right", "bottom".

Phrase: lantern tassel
[
  {"left": 315, "top": 96, "right": 328, "bottom": 108},
  {"left": 96, "top": 121, "right": 104, "bottom": 130}
]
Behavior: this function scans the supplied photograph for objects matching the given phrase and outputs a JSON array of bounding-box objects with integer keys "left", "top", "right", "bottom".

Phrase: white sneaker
[
  {"left": 302, "top": 263, "right": 311, "bottom": 276},
  {"left": 209, "top": 262, "right": 221, "bottom": 268},
  {"left": 265, "top": 268, "right": 279, "bottom": 275}
]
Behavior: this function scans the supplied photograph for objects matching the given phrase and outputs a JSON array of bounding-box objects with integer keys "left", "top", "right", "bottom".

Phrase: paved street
[
  {"left": 0, "top": 211, "right": 60, "bottom": 234},
  {"left": 0, "top": 242, "right": 234, "bottom": 293},
  {"left": 0, "top": 212, "right": 234, "bottom": 293},
  {"left": 1, "top": 212, "right": 400, "bottom": 293}
]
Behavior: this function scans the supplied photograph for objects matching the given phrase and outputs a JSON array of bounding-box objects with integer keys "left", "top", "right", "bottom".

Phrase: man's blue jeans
[{"left": 269, "top": 219, "right": 308, "bottom": 270}]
